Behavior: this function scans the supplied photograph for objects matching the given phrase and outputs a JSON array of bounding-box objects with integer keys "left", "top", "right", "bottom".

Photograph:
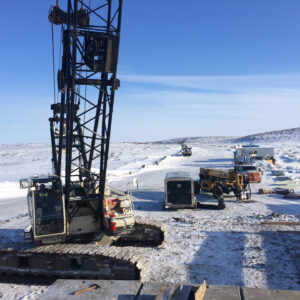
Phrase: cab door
[{"left": 32, "top": 178, "right": 66, "bottom": 244}]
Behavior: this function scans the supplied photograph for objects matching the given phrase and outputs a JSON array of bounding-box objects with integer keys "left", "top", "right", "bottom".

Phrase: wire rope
[{"left": 51, "top": 23, "right": 57, "bottom": 104}]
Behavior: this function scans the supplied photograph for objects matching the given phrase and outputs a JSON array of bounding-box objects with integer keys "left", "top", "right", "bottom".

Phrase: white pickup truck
[{"left": 234, "top": 165, "right": 262, "bottom": 183}]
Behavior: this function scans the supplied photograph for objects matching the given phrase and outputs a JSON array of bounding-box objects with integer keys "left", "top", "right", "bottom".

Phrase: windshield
[
  {"left": 238, "top": 166, "right": 256, "bottom": 171},
  {"left": 34, "top": 181, "right": 64, "bottom": 236}
]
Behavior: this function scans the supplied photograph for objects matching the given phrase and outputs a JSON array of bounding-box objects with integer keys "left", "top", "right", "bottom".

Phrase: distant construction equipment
[
  {"left": 181, "top": 144, "right": 192, "bottom": 157},
  {"left": 199, "top": 167, "right": 251, "bottom": 209},
  {"left": 234, "top": 146, "right": 274, "bottom": 165}
]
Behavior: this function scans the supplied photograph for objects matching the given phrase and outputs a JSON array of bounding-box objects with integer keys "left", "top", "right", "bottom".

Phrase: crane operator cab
[{"left": 20, "top": 176, "right": 66, "bottom": 245}]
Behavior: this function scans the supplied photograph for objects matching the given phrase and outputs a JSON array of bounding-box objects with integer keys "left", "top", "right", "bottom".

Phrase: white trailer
[{"left": 234, "top": 147, "right": 274, "bottom": 165}]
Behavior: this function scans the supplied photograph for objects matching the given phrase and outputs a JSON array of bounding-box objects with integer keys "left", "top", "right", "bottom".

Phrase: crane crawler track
[
  {"left": 0, "top": 243, "right": 147, "bottom": 280},
  {"left": 113, "top": 217, "right": 168, "bottom": 247},
  {"left": 0, "top": 218, "right": 165, "bottom": 281}
]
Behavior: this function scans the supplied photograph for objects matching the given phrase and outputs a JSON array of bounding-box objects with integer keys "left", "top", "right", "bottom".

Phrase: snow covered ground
[{"left": 0, "top": 128, "right": 300, "bottom": 299}]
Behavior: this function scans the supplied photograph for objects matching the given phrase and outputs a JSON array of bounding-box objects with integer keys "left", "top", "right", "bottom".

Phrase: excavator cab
[{"left": 20, "top": 176, "right": 66, "bottom": 245}]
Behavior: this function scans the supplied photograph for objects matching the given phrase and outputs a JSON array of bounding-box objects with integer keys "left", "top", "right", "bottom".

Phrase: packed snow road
[{"left": 0, "top": 139, "right": 299, "bottom": 299}]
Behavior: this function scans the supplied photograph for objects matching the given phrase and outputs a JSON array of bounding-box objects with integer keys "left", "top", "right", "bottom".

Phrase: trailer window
[{"left": 242, "top": 166, "right": 256, "bottom": 171}]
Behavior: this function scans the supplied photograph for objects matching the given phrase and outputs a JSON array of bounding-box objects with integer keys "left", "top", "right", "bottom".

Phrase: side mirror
[{"left": 19, "top": 179, "right": 29, "bottom": 189}]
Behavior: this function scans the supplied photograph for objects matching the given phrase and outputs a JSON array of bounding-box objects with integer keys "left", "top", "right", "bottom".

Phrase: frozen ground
[{"left": 0, "top": 128, "right": 299, "bottom": 299}]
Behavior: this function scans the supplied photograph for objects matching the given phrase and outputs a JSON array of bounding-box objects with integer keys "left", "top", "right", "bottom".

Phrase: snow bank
[{"left": 0, "top": 182, "right": 26, "bottom": 200}]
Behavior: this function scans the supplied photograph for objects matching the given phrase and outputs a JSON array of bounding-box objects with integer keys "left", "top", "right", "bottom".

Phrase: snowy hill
[
  {"left": 154, "top": 127, "right": 300, "bottom": 145},
  {"left": 154, "top": 136, "right": 236, "bottom": 144},
  {"left": 0, "top": 143, "right": 52, "bottom": 182},
  {"left": 230, "top": 127, "right": 300, "bottom": 144}
]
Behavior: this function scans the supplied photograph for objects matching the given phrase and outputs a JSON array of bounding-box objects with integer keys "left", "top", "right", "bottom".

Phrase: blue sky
[{"left": 0, "top": 0, "right": 300, "bottom": 143}]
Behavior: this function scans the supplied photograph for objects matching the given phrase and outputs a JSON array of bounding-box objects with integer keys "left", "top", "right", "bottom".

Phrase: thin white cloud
[
  {"left": 120, "top": 73, "right": 300, "bottom": 93},
  {"left": 112, "top": 73, "right": 300, "bottom": 139}
]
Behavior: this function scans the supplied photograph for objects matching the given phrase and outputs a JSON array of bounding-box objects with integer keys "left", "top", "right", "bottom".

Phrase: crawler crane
[{"left": 0, "top": 0, "right": 165, "bottom": 280}]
